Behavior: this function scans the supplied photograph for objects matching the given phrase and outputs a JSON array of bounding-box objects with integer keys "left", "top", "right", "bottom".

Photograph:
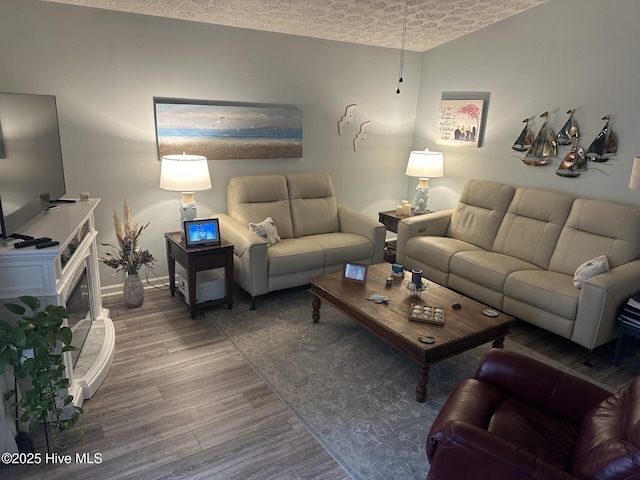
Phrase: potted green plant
[
  {"left": 0, "top": 296, "right": 83, "bottom": 452},
  {"left": 99, "top": 199, "right": 154, "bottom": 308}
]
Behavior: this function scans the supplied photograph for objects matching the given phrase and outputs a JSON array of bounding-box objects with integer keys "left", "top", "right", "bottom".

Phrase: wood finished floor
[
  {"left": 2, "top": 285, "right": 639, "bottom": 479},
  {"left": 3, "top": 287, "right": 350, "bottom": 480}
]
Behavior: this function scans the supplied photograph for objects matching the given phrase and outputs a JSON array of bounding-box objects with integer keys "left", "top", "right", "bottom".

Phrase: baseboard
[{"left": 101, "top": 275, "right": 170, "bottom": 297}]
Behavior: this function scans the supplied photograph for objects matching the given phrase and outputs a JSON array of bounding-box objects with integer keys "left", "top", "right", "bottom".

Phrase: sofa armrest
[
  {"left": 428, "top": 421, "right": 578, "bottom": 480},
  {"left": 213, "top": 213, "right": 266, "bottom": 257},
  {"left": 395, "top": 209, "right": 453, "bottom": 265},
  {"left": 572, "top": 259, "right": 640, "bottom": 349},
  {"left": 427, "top": 378, "right": 509, "bottom": 461},
  {"left": 474, "top": 349, "right": 611, "bottom": 424},
  {"left": 212, "top": 213, "right": 269, "bottom": 297},
  {"left": 337, "top": 204, "right": 386, "bottom": 264}
]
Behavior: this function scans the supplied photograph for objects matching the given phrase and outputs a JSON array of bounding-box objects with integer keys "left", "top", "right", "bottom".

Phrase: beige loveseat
[
  {"left": 396, "top": 179, "right": 640, "bottom": 351},
  {"left": 213, "top": 173, "right": 385, "bottom": 309}
]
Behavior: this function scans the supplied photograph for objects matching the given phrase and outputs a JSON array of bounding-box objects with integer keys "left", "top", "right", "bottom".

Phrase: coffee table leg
[
  {"left": 492, "top": 336, "right": 505, "bottom": 349},
  {"left": 416, "top": 365, "right": 429, "bottom": 403},
  {"left": 312, "top": 296, "right": 321, "bottom": 323}
]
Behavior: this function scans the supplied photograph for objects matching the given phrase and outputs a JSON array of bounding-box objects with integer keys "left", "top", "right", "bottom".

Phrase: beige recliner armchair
[{"left": 213, "top": 173, "right": 385, "bottom": 309}]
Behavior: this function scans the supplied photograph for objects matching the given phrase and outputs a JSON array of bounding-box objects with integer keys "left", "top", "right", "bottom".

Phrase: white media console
[{"left": 0, "top": 199, "right": 114, "bottom": 412}]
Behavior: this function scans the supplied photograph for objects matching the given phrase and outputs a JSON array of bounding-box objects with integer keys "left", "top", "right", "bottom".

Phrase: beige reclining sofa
[
  {"left": 396, "top": 178, "right": 640, "bottom": 351},
  {"left": 213, "top": 173, "right": 385, "bottom": 309}
]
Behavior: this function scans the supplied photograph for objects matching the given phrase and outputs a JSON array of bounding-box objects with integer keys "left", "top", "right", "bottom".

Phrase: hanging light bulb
[{"left": 396, "top": 0, "right": 409, "bottom": 94}]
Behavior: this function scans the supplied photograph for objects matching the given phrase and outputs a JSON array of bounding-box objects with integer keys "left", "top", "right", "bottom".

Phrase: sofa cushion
[
  {"left": 447, "top": 179, "right": 516, "bottom": 251},
  {"left": 487, "top": 397, "right": 580, "bottom": 471},
  {"left": 504, "top": 269, "right": 579, "bottom": 320},
  {"left": 266, "top": 238, "right": 324, "bottom": 276},
  {"left": 549, "top": 198, "right": 640, "bottom": 275},
  {"left": 406, "top": 236, "right": 485, "bottom": 278},
  {"left": 287, "top": 173, "right": 339, "bottom": 237},
  {"left": 450, "top": 251, "right": 540, "bottom": 293},
  {"left": 491, "top": 187, "right": 574, "bottom": 269},
  {"left": 227, "top": 175, "right": 295, "bottom": 239},
  {"left": 306, "top": 232, "right": 374, "bottom": 266}
]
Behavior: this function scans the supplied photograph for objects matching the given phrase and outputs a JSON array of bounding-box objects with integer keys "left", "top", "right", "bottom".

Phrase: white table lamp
[
  {"left": 160, "top": 154, "right": 211, "bottom": 226},
  {"left": 405, "top": 149, "right": 444, "bottom": 214}
]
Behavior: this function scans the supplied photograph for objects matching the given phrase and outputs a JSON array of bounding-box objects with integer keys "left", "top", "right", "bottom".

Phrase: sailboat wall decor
[
  {"left": 512, "top": 118, "right": 534, "bottom": 152},
  {"left": 556, "top": 139, "right": 587, "bottom": 177},
  {"left": 556, "top": 108, "right": 579, "bottom": 146},
  {"left": 522, "top": 111, "right": 556, "bottom": 166},
  {"left": 586, "top": 115, "right": 617, "bottom": 162}
]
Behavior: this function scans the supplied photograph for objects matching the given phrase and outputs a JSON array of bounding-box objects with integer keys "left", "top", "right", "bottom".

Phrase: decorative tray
[{"left": 409, "top": 303, "right": 445, "bottom": 325}]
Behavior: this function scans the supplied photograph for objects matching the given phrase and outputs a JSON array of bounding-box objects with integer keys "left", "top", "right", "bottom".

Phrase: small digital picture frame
[
  {"left": 183, "top": 218, "right": 221, "bottom": 247},
  {"left": 342, "top": 262, "right": 368, "bottom": 284}
]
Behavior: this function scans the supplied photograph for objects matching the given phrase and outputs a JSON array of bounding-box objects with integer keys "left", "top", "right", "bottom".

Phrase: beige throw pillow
[
  {"left": 249, "top": 217, "right": 281, "bottom": 246},
  {"left": 573, "top": 255, "right": 609, "bottom": 288}
]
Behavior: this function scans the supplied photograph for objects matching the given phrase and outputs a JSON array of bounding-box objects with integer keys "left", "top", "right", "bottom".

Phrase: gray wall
[
  {"left": 3, "top": 0, "right": 640, "bottom": 291},
  {"left": 0, "top": 0, "right": 421, "bottom": 289},
  {"left": 416, "top": 0, "right": 640, "bottom": 212}
]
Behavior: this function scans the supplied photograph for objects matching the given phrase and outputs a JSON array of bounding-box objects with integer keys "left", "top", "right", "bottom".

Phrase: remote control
[
  {"left": 35, "top": 241, "right": 60, "bottom": 249},
  {"left": 14, "top": 237, "right": 52, "bottom": 248}
]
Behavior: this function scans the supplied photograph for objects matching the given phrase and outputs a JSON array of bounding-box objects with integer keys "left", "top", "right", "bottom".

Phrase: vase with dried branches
[{"left": 99, "top": 200, "right": 154, "bottom": 307}]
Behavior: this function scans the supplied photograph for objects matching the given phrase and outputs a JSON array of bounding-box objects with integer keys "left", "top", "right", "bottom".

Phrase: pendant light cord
[{"left": 396, "top": 0, "right": 409, "bottom": 94}]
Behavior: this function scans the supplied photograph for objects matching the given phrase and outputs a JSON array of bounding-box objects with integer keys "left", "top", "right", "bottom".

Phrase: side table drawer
[
  {"left": 379, "top": 214, "right": 400, "bottom": 232},
  {"left": 194, "top": 254, "right": 228, "bottom": 270}
]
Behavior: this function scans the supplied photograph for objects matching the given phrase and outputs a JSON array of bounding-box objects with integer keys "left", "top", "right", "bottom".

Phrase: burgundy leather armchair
[{"left": 426, "top": 349, "right": 640, "bottom": 479}]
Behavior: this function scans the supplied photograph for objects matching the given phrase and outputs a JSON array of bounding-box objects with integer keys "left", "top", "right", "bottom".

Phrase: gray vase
[{"left": 123, "top": 273, "right": 144, "bottom": 308}]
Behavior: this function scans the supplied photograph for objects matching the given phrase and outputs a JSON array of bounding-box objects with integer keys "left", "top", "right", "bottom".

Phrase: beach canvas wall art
[
  {"left": 154, "top": 98, "right": 303, "bottom": 160},
  {"left": 436, "top": 99, "right": 484, "bottom": 148}
]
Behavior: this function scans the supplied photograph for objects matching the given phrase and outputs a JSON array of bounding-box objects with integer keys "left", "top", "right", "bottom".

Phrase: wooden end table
[
  {"left": 378, "top": 208, "right": 415, "bottom": 232},
  {"left": 378, "top": 209, "right": 432, "bottom": 263},
  {"left": 164, "top": 231, "right": 234, "bottom": 319}
]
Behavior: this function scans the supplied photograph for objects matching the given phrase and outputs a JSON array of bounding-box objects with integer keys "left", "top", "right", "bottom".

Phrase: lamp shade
[
  {"left": 160, "top": 154, "right": 211, "bottom": 192},
  {"left": 630, "top": 157, "right": 640, "bottom": 189},
  {"left": 405, "top": 149, "right": 444, "bottom": 178}
]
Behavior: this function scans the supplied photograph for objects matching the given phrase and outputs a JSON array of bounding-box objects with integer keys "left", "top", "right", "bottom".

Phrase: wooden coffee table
[{"left": 309, "top": 263, "right": 514, "bottom": 402}]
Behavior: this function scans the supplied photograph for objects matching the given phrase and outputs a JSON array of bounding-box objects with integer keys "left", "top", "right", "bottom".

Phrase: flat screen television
[{"left": 0, "top": 93, "right": 67, "bottom": 239}]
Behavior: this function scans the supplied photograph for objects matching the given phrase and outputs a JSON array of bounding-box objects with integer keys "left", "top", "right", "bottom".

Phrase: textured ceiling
[{"left": 43, "top": 0, "right": 549, "bottom": 52}]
